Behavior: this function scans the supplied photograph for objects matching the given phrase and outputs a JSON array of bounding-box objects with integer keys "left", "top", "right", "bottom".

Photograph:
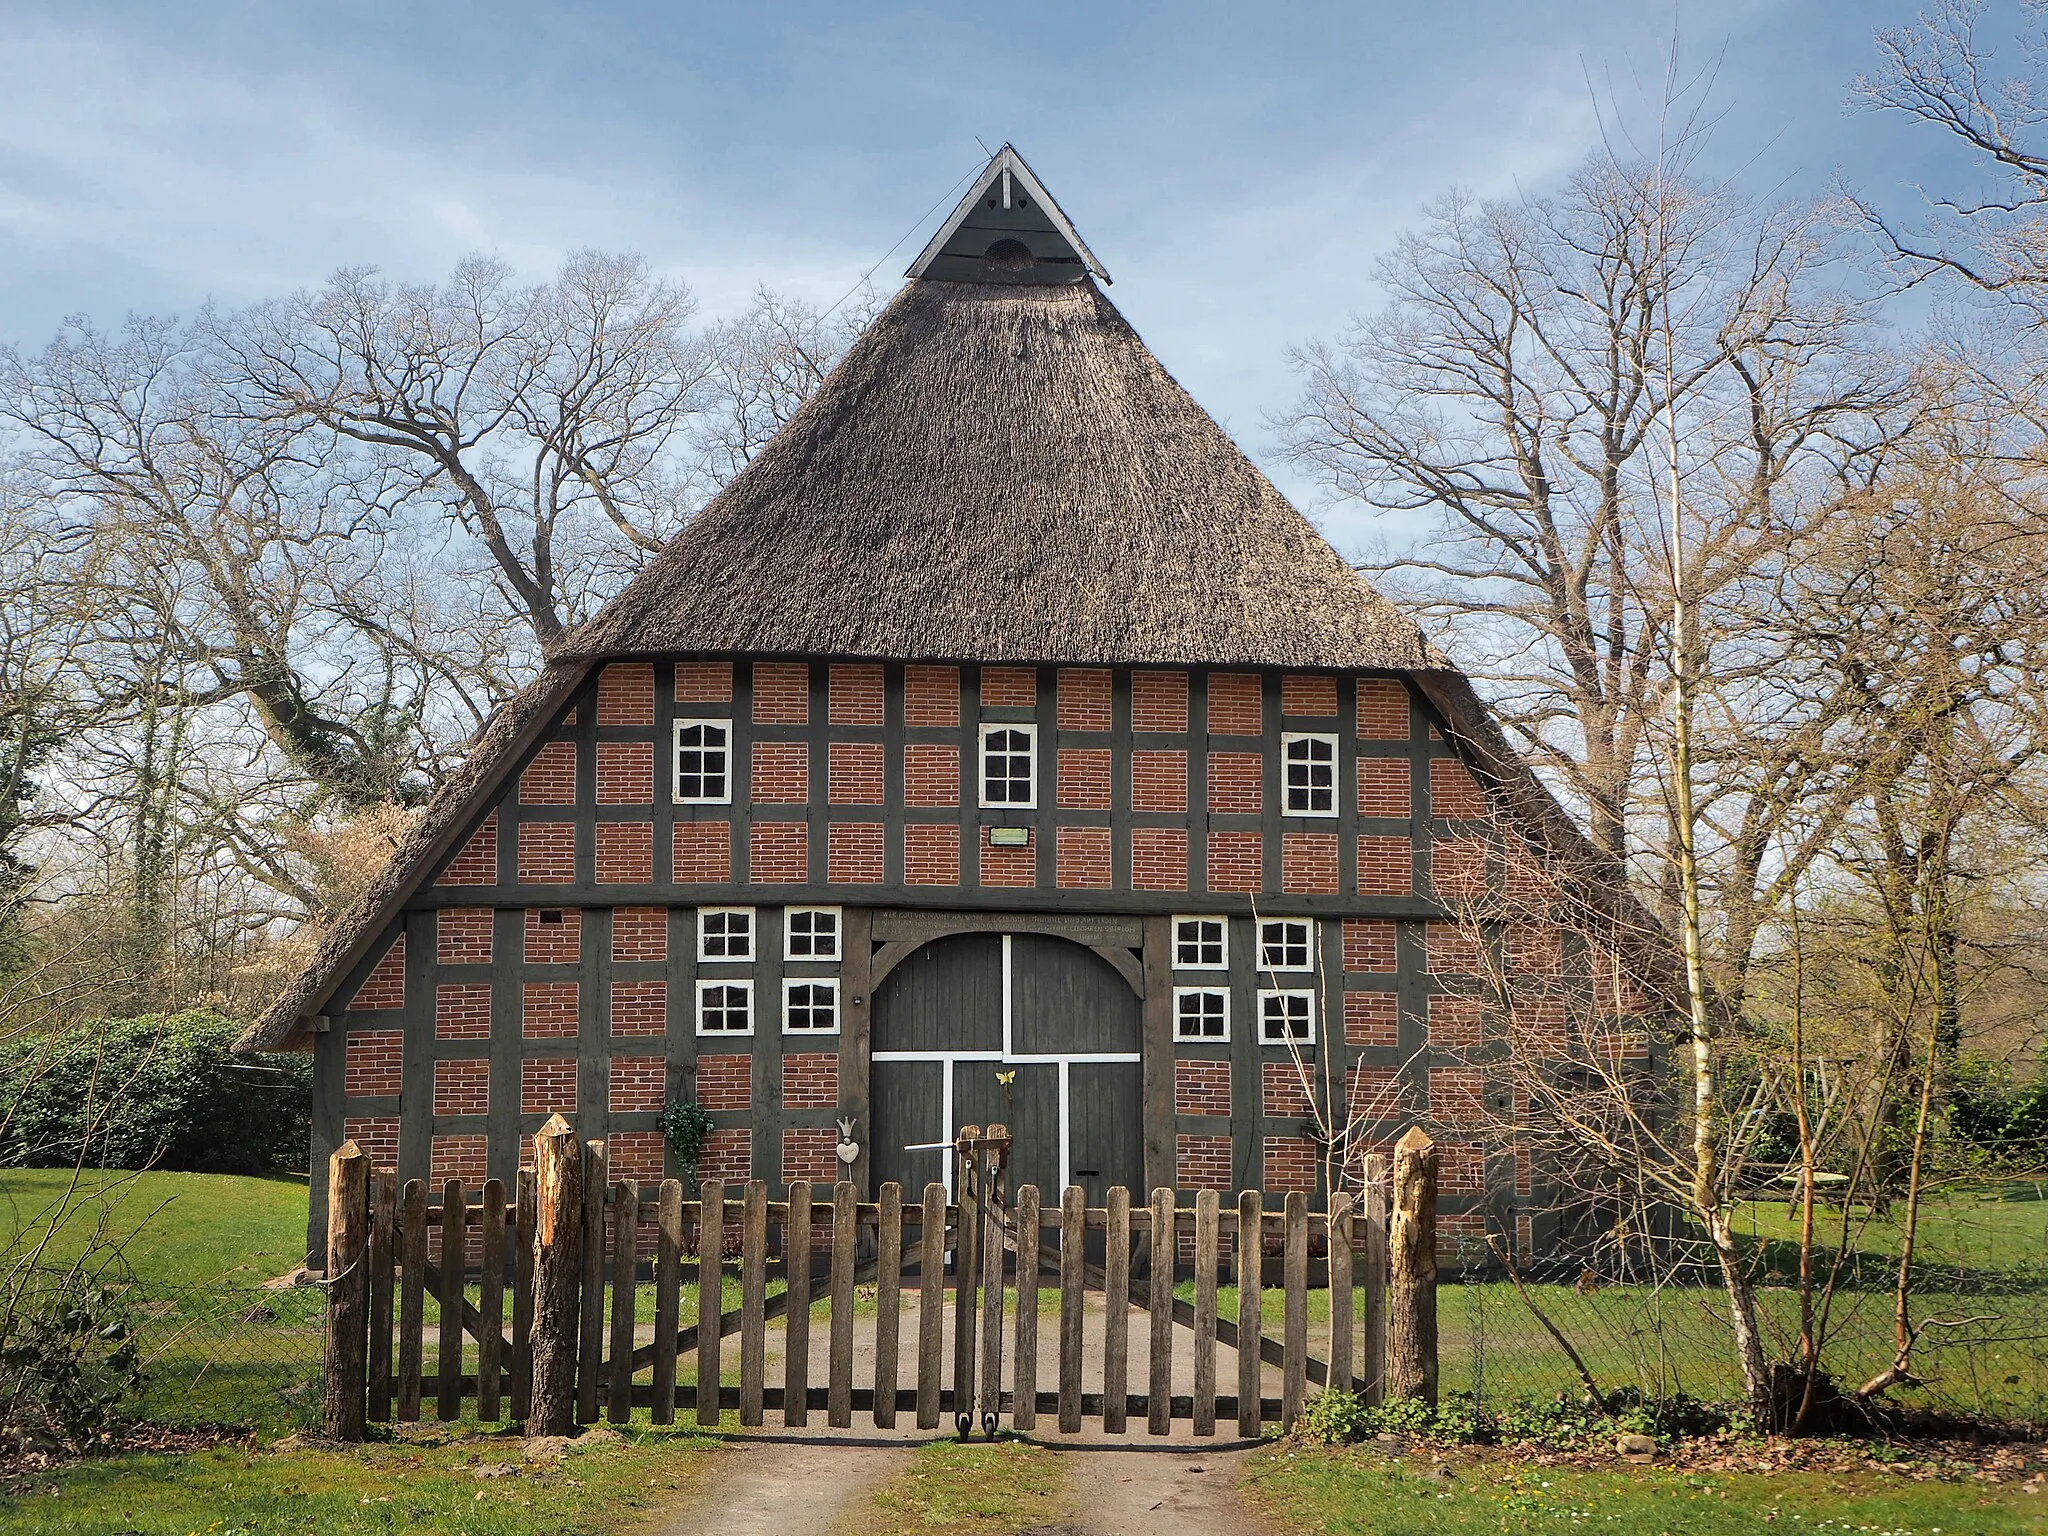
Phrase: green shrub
[
  {"left": 1295, "top": 1389, "right": 1498, "bottom": 1445},
  {"left": 1948, "top": 1053, "right": 2048, "bottom": 1167},
  {"left": 1496, "top": 1395, "right": 1606, "bottom": 1447},
  {"left": 0, "top": 1275, "right": 143, "bottom": 1449},
  {"left": 0, "top": 1011, "right": 311, "bottom": 1175},
  {"left": 1298, "top": 1386, "right": 1377, "bottom": 1444},
  {"left": 1297, "top": 1388, "right": 1741, "bottom": 1450}
]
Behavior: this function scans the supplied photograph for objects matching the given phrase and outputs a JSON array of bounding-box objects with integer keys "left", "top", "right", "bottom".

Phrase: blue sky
[{"left": 0, "top": 1, "right": 2001, "bottom": 544}]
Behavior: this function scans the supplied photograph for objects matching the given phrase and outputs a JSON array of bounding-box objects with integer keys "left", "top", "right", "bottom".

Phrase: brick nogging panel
[{"left": 348, "top": 937, "right": 406, "bottom": 1012}]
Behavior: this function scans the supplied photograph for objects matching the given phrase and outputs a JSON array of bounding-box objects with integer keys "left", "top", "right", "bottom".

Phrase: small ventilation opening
[
  {"left": 539, "top": 909, "right": 565, "bottom": 926},
  {"left": 984, "top": 238, "right": 1033, "bottom": 272}
]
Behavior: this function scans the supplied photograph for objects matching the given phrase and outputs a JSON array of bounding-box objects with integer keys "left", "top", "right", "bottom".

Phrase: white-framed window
[
  {"left": 697, "top": 906, "right": 755, "bottom": 962},
  {"left": 783, "top": 978, "right": 840, "bottom": 1033},
  {"left": 1258, "top": 918, "right": 1314, "bottom": 973},
  {"left": 785, "top": 906, "right": 842, "bottom": 961},
  {"left": 1282, "top": 733, "right": 1339, "bottom": 816},
  {"left": 696, "top": 979, "right": 754, "bottom": 1035},
  {"left": 979, "top": 722, "right": 1037, "bottom": 807},
  {"left": 1258, "top": 988, "right": 1316, "bottom": 1045},
  {"left": 1173, "top": 915, "right": 1228, "bottom": 970},
  {"left": 673, "top": 719, "right": 732, "bottom": 804},
  {"left": 1173, "top": 986, "right": 1230, "bottom": 1042}
]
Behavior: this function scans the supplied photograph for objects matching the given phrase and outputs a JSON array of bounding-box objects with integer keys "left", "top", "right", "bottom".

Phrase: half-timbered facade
[{"left": 244, "top": 148, "right": 1655, "bottom": 1261}]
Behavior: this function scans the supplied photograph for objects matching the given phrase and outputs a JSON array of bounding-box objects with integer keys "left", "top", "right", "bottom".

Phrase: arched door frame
[
  {"left": 844, "top": 910, "right": 1173, "bottom": 1200},
  {"left": 869, "top": 915, "right": 1145, "bottom": 999},
  {"left": 870, "top": 928, "right": 1141, "bottom": 1198}
]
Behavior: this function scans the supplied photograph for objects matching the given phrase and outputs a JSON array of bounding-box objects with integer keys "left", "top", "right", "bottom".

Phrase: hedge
[{"left": 0, "top": 1011, "right": 311, "bottom": 1176}]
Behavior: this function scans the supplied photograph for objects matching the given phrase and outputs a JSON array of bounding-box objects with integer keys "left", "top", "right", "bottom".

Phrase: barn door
[{"left": 870, "top": 930, "right": 1142, "bottom": 1201}]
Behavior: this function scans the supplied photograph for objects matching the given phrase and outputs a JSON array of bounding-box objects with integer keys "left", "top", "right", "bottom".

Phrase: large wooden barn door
[{"left": 870, "top": 932, "right": 1142, "bottom": 1203}]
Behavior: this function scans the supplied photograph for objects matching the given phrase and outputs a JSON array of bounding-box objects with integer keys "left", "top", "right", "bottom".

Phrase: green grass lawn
[
  {"left": 5, "top": 1423, "right": 724, "bottom": 1536},
  {"left": 1243, "top": 1444, "right": 2048, "bottom": 1535},
  {"left": 0, "top": 1167, "right": 309, "bottom": 1288},
  {"left": 1733, "top": 1179, "right": 2048, "bottom": 1282}
]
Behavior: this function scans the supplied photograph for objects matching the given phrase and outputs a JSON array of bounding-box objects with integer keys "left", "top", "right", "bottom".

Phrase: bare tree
[
  {"left": 1854, "top": 0, "right": 2048, "bottom": 319},
  {"left": 1283, "top": 150, "right": 1904, "bottom": 877},
  {"left": 223, "top": 252, "right": 710, "bottom": 648},
  {"left": 691, "top": 286, "right": 877, "bottom": 492}
]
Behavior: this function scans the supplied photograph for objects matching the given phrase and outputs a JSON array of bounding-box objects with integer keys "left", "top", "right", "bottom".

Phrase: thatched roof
[
  {"left": 559, "top": 276, "right": 1444, "bottom": 672},
  {"left": 236, "top": 209, "right": 1477, "bottom": 1055}
]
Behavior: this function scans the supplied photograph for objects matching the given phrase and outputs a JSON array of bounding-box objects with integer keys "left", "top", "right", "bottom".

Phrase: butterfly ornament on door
[{"left": 835, "top": 1115, "right": 860, "bottom": 1164}]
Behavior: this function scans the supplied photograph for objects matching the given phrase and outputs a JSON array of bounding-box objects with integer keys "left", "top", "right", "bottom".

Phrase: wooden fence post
[
  {"left": 1387, "top": 1127, "right": 1438, "bottom": 1404},
  {"left": 367, "top": 1168, "right": 397, "bottom": 1423},
  {"left": 1362, "top": 1152, "right": 1388, "bottom": 1406},
  {"left": 529, "top": 1114, "right": 582, "bottom": 1435},
  {"left": 437, "top": 1178, "right": 466, "bottom": 1421},
  {"left": 576, "top": 1140, "right": 608, "bottom": 1424},
  {"left": 322, "top": 1140, "right": 370, "bottom": 1441}
]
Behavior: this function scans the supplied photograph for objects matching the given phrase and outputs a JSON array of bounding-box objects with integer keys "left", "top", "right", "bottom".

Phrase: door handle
[{"left": 1074, "top": 1168, "right": 1100, "bottom": 1178}]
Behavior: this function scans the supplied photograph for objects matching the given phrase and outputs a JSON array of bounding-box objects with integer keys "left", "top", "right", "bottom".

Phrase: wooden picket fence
[{"left": 322, "top": 1115, "right": 1442, "bottom": 1440}]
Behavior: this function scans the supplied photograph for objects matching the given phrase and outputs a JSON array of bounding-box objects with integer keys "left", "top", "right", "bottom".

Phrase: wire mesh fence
[
  {"left": 1444, "top": 1181, "right": 2048, "bottom": 1427},
  {"left": 121, "top": 1282, "right": 326, "bottom": 1434}
]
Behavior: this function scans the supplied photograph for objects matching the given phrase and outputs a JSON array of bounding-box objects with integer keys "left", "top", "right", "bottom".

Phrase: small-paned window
[
  {"left": 1259, "top": 919, "right": 1314, "bottom": 973},
  {"left": 1259, "top": 989, "right": 1315, "bottom": 1045},
  {"left": 698, "top": 907, "right": 755, "bottom": 962},
  {"left": 785, "top": 906, "right": 842, "bottom": 961},
  {"left": 1173, "top": 916, "right": 1228, "bottom": 970},
  {"left": 980, "top": 723, "right": 1037, "bottom": 807},
  {"left": 696, "top": 979, "right": 753, "bottom": 1035},
  {"left": 674, "top": 719, "right": 731, "bottom": 804},
  {"left": 1173, "top": 987, "right": 1230, "bottom": 1042},
  {"left": 784, "top": 978, "right": 840, "bottom": 1033},
  {"left": 1282, "top": 733, "right": 1338, "bottom": 816}
]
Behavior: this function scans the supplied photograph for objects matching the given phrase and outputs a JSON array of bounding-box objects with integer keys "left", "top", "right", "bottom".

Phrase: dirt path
[
  {"left": 644, "top": 1432, "right": 1267, "bottom": 1536},
  {"left": 643, "top": 1434, "right": 913, "bottom": 1536},
  {"left": 1039, "top": 1441, "right": 1263, "bottom": 1536}
]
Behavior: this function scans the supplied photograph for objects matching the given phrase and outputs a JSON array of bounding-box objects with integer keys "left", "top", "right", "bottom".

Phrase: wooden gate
[{"left": 319, "top": 1114, "right": 1399, "bottom": 1441}]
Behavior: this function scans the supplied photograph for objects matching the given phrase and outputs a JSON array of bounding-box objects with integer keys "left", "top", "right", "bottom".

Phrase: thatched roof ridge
[{"left": 558, "top": 277, "right": 1444, "bottom": 672}]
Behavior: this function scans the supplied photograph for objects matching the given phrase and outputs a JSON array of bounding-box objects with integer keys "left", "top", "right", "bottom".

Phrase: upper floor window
[
  {"left": 1259, "top": 989, "right": 1316, "bottom": 1045},
  {"left": 698, "top": 907, "right": 755, "bottom": 962},
  {"left": 674, "top": 719, "right": 731, "bottom": 804},
  {"left": 1259, "top": 918, "right": 1314, "bottom": 973},
  {"left": 785, "top": 906, "right": 841, "bottom": 961},
  {"left": 1174, "top": 986, "right": 1230, "bottom": 1041},
  {"left": 980, "top": 723, "right": 1037, "bottom": 807},
  {"left": 1173, "top": 915, "right": 1227, "bottom": 970},
  {"left": 784, "top": 978, "right": 840, "bottom": 1033},
  {"left": 1282, "top": 733, "right": 1338, "bottom": 816}
]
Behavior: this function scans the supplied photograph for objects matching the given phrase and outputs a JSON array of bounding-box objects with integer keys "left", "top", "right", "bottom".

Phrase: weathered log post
[
  {"left": 322, "top": 1140, "right": 371, "bottom": 1440},
  {"left": 1386, "top": 1126, "right": 1438, "bottom": 1404},
  {"left": 528, "top": 1114, "right": 583, "bottom": 1434}
]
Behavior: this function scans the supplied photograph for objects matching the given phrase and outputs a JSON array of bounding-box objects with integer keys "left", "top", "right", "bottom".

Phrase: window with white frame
[
  {"left": 783, "top": 978, "right": 840, "bottom": 1033},
  {"left": 979, "top": 723, "right": 1037, "bottom": 807},
  {"left": 1173, "top": 986, "right": 1230, "bottom": 1041},
  {"left": 696, "top": 979, "right": 753, "bottom": 1034},
  {"left": 1258, "top": 988, "right": 1315, "bottom": 1045},
  {"left": 1173, "top": 915, "right": 1228, "bottom": 970},
  {"left": 1258, "top": 918, "right": 1314, "bottom": 973},
  {"left": 1282, "top": 733, "right": 1338, "bottom": 816},
  {"left": 673, "top": 719, "right": 731, "bottom": 803},
  {"left": 697, "top": 907, "right": 755, "bottom": 961},
  {"left": 785, "top": 906, "right": 841, "bottom": 961}
]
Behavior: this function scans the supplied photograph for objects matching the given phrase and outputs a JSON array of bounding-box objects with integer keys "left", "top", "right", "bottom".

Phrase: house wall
[{"left": 306, "top": 657, "right": 1614, "bottom": 1264}]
